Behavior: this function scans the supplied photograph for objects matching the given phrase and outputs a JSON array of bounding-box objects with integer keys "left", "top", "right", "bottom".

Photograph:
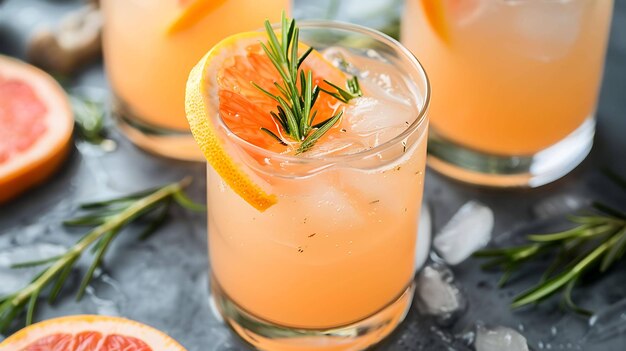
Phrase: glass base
[
  {"left": 427, "top": 117, "right": 595, "bottom": 187},
  {"left": 210, "top": 276, "right": 415, "bottom": 351},
  {"left": 111, "top": 96, "right": 205, "bottom": 162}
]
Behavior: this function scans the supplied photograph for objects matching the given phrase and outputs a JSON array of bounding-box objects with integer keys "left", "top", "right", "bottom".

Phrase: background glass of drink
[
  {"left": 402, "top": 0, "right": 613, "bottom": 187},
  {"left": 101, "top": 0, "right": 289, "bottom": 161},
  {"left": 206, "top": 22, "right": 430, "bottom": 350}
]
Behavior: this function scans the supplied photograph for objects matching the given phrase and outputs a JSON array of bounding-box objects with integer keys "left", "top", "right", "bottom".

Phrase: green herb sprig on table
[
  {"left": 253, "top": 13, "right": 362, "bottom": 154},
  {"left": 70, "top": 95, "right": 108, "bottom": 145},
  {"left": 0, "top": 178, "right": 205, "bottom": 332},
  {"left": 474, "top": 171, "right": 626, "bottom": 316}
]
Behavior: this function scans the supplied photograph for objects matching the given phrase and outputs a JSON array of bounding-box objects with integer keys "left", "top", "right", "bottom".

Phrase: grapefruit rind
[
  {"left": 166, "top": 0, "right": 228, "bottom": 35},
  {"left": 0, "top": 315, "right": 187, "bottom": 351},
  {"left": 420, "top": 0, "right": 449, "bottom": 42},
  {"left": 0, "top": 55, "right": 73, "bottom": 203},
  {"left": 185, "top": 32, "right": 278, "bottom": 212}
]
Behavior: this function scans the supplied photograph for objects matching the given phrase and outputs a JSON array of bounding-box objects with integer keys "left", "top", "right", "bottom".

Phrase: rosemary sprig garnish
[
  {"left": 474, "top": 171, "right": 626, "bottom": 316},
  {"left": 253, "top": 13, "right": 362, "bottom": 153},
  {"left": 0, "top": 177, "right": 204, "bottom": 332},
  {"left": 70, "top": 95, "right": 108, "bottom": 145}
]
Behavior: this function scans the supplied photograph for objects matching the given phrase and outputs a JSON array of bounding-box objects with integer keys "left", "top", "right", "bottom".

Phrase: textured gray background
[{"left": 1, "top": 0, "right": 625, "bottom": 350}]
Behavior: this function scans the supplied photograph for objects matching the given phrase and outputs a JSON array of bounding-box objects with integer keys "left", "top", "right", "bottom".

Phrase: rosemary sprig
[
  {"left": 253, "top": 13, "right": 362, "bottom": 154},
  {"left": 70, "top": 95, "right": 107, "bottom": 145},
  {"left": 0, "top": 177, "right": 205, "bottom": 332},
  {"left": 474, "top": 172, "right": 626, "bottom": 315}
]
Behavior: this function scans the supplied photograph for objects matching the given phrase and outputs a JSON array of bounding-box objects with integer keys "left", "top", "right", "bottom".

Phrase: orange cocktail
[
  {"left": 101, "top": 0, "right": 288, "bottom": 160},
  {"left": 402, "top": 0, "right": 613, "bottom": 186},
  {"left": 187, "top": 19, "right": 430, "bottom": 350}
]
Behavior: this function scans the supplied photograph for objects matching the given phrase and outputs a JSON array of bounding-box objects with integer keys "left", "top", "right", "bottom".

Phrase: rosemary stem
[{"left": 8, "top": 179, "right": 188, "bottom": 309}]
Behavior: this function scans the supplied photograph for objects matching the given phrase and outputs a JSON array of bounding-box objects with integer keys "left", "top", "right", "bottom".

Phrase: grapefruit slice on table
[
  {"left": 0, "top": 315, "right": 187, "bottom": 351},
  {"left": 185, "top": 31, "right": 346, "bottom": 211},
  {"left": 0, "top": 55, "right": 73, "bottom": 203}
]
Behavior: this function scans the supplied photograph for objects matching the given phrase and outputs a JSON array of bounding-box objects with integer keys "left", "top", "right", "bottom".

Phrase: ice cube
[
  {"left": 532, "top": 194, "right": 589, "bottom": 219},
  {"left": 506, "top": 0, "right": 584, "bottom": 61},
  {"left": 415, "top": 203, "right": 432, "bottom": 271},
  {"left": 475, "top": 325, "right": 529, "bottom": 351},
  {"left": 586, "top": 298, "right": 626, "bottom": 342},
  {"left": 85, "top": 274, "right": 125, "bottom": 317},
  {"left": 0, "top": 243, "right": 66, "bottom": 296},
  {"left": 433, "top": 201, "right": 494, "bottom": 265},
  {"left": 346, "top": 96, "right": 411, "bottom": 133},
  {"left": 302, "top": 136, "right": 368, "bottom": 158},
  {"left": 415, "top": 263, "right": 467, "bottom": 326},
  {"left": 321, "top": 47, "right": 360, "bottom": 76}
]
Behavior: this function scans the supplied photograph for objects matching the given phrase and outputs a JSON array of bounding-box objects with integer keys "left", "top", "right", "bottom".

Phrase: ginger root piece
[{"left": 27, "top": 4, "right": 102, "bottom": 75}]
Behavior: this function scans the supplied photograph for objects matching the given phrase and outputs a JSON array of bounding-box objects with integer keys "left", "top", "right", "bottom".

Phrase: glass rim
[{"left": 217, "top": 19, "right": 430, "bottom": 165}]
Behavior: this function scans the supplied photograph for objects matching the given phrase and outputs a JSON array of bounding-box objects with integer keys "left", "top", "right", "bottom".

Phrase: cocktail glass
[
  {"left": 402, "top": 0, "right": 613, "bottom": 186},
  {"left": 203, "top": 21, "right": 430, "bottom": 350},
  {"left": 101, "top": 0, "right": 289, "bottom": 160}
]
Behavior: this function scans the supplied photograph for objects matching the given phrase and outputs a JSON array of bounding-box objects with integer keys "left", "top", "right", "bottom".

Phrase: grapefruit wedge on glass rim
[
  {"left": 0, "top": 55, "right": 73, "bottom": 203},
  {"left": 0, "top": 315, "right": 187, "bottom": 351},
  {"left": 185, "top": 31, "right": 347, "bottom": 211}
]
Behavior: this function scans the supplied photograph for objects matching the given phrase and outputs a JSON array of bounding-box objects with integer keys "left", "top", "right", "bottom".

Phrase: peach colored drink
[
  {"left": 402, "top": 0, "right": 613, "bottom": 186},
  {"left": 206, "top": 23, "right": 430, "bottom": 350},
  {"left": 101, "top": 0, "right": 288, "bottom": 159}
]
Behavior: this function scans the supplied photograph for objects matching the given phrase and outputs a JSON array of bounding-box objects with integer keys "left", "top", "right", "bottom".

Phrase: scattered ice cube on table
[
  {"left": 475, "top": 325, "right": 529, "bottom": 351},
  {"left": 415, "top": 203, "right": 432, "bottom": 271},
  {"left": 586, "top": 297, "right": 626, "bottom": 342},
  {"left": 0, "top": 243, "right": 66, "bottom": 296},
  {"left": 532, "top": 194, "right": 589, "bottom": 219},
  {"left": 415, "top": 263, "right": 467, "bottom": 326},
  {"left": 433, "top": 201, "right": 494, "bottom": 265},
  {"left": 85, "top": 274, "right": 125, "bottom": 317}
]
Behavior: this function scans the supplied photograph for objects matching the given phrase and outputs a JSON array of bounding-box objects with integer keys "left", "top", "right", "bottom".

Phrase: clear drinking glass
[
  {"left": 401, "top": 0, "right": 613, "bottom": 187},
  {"left": 101, "top": 0, "right": 289, "bottom": 161},
  {"left": 206, "top": 22, "right": 430, "bottom": 350}
]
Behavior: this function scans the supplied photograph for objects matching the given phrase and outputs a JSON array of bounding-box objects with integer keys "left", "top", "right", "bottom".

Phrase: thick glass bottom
[
  {"left": 427, "top": 117, "right": 595, "bottom": 187},
  {"left": 111, "top": 96, "right": 204, "bottom": 162},
  {"left": 210, "top": 276, "right": 415, "bottom": 351}
]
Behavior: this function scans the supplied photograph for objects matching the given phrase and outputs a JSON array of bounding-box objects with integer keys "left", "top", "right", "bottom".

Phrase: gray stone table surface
[{"left": 1, "top": 0, "right": 625, "bottom": 350}]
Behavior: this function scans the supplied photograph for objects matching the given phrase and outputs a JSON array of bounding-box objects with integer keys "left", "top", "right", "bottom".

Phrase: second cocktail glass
[
  {"left": 101, "top": 0, "right": 288, "bottom": 160},
  {"left": 402, "top": 0, "right": 613, "bottom": 187}
]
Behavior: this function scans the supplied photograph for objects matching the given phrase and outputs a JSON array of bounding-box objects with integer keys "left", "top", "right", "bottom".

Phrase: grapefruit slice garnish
[
  {"left": 166, "top": 0, "right": 228, "bottom": 35},
  {"left": 0, "top": 315, "right": 187, "bottom": 351},
  {"left": 185, "top": 31, "right": 346, "bottom": 211},
  {"left": 0, "top": 55, "right": 73, "bottom": 203}
]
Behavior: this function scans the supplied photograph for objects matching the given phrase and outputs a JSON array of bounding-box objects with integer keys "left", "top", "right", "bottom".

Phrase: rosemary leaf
[
  {"left": 63, "top": 214, "right": 113, "bottom": 227},
  {"left": 252, "top": 13, "right": 362, "bottom": 152},
  {"left": 562, "top": 278, "right": 592, "bottom": 317},
  {"left": 48, "top": 256, "right": 78, "bottom": 303},
  {"left": 527, "top": 224, "right": 598, "bottom": 242},
  {"left": 600, "top": 227, "right": 626, "bottom": 271},
  {"left": 10, "top": 255, "right": 64, "bottom": 269},
  {"left": 70, "top": 95, "right": 106, "bottom": 144},
  {"left": 297, "top": 111, "right": 343, "bottom": 154},
  {"left": 261, "top": 127, "right": 287, "bottom": 146},
  {"left": 25, "top": 289, "right": 39, "bottom": 326},
  {"left": 173, "top": 191, "right": 206, "bottom": 212},
  {"left": 139, "top": 204, "right": 171, "bottom": 241},
  {"left": 76, "top": 229, "right": 119, "bottom": 300}
]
